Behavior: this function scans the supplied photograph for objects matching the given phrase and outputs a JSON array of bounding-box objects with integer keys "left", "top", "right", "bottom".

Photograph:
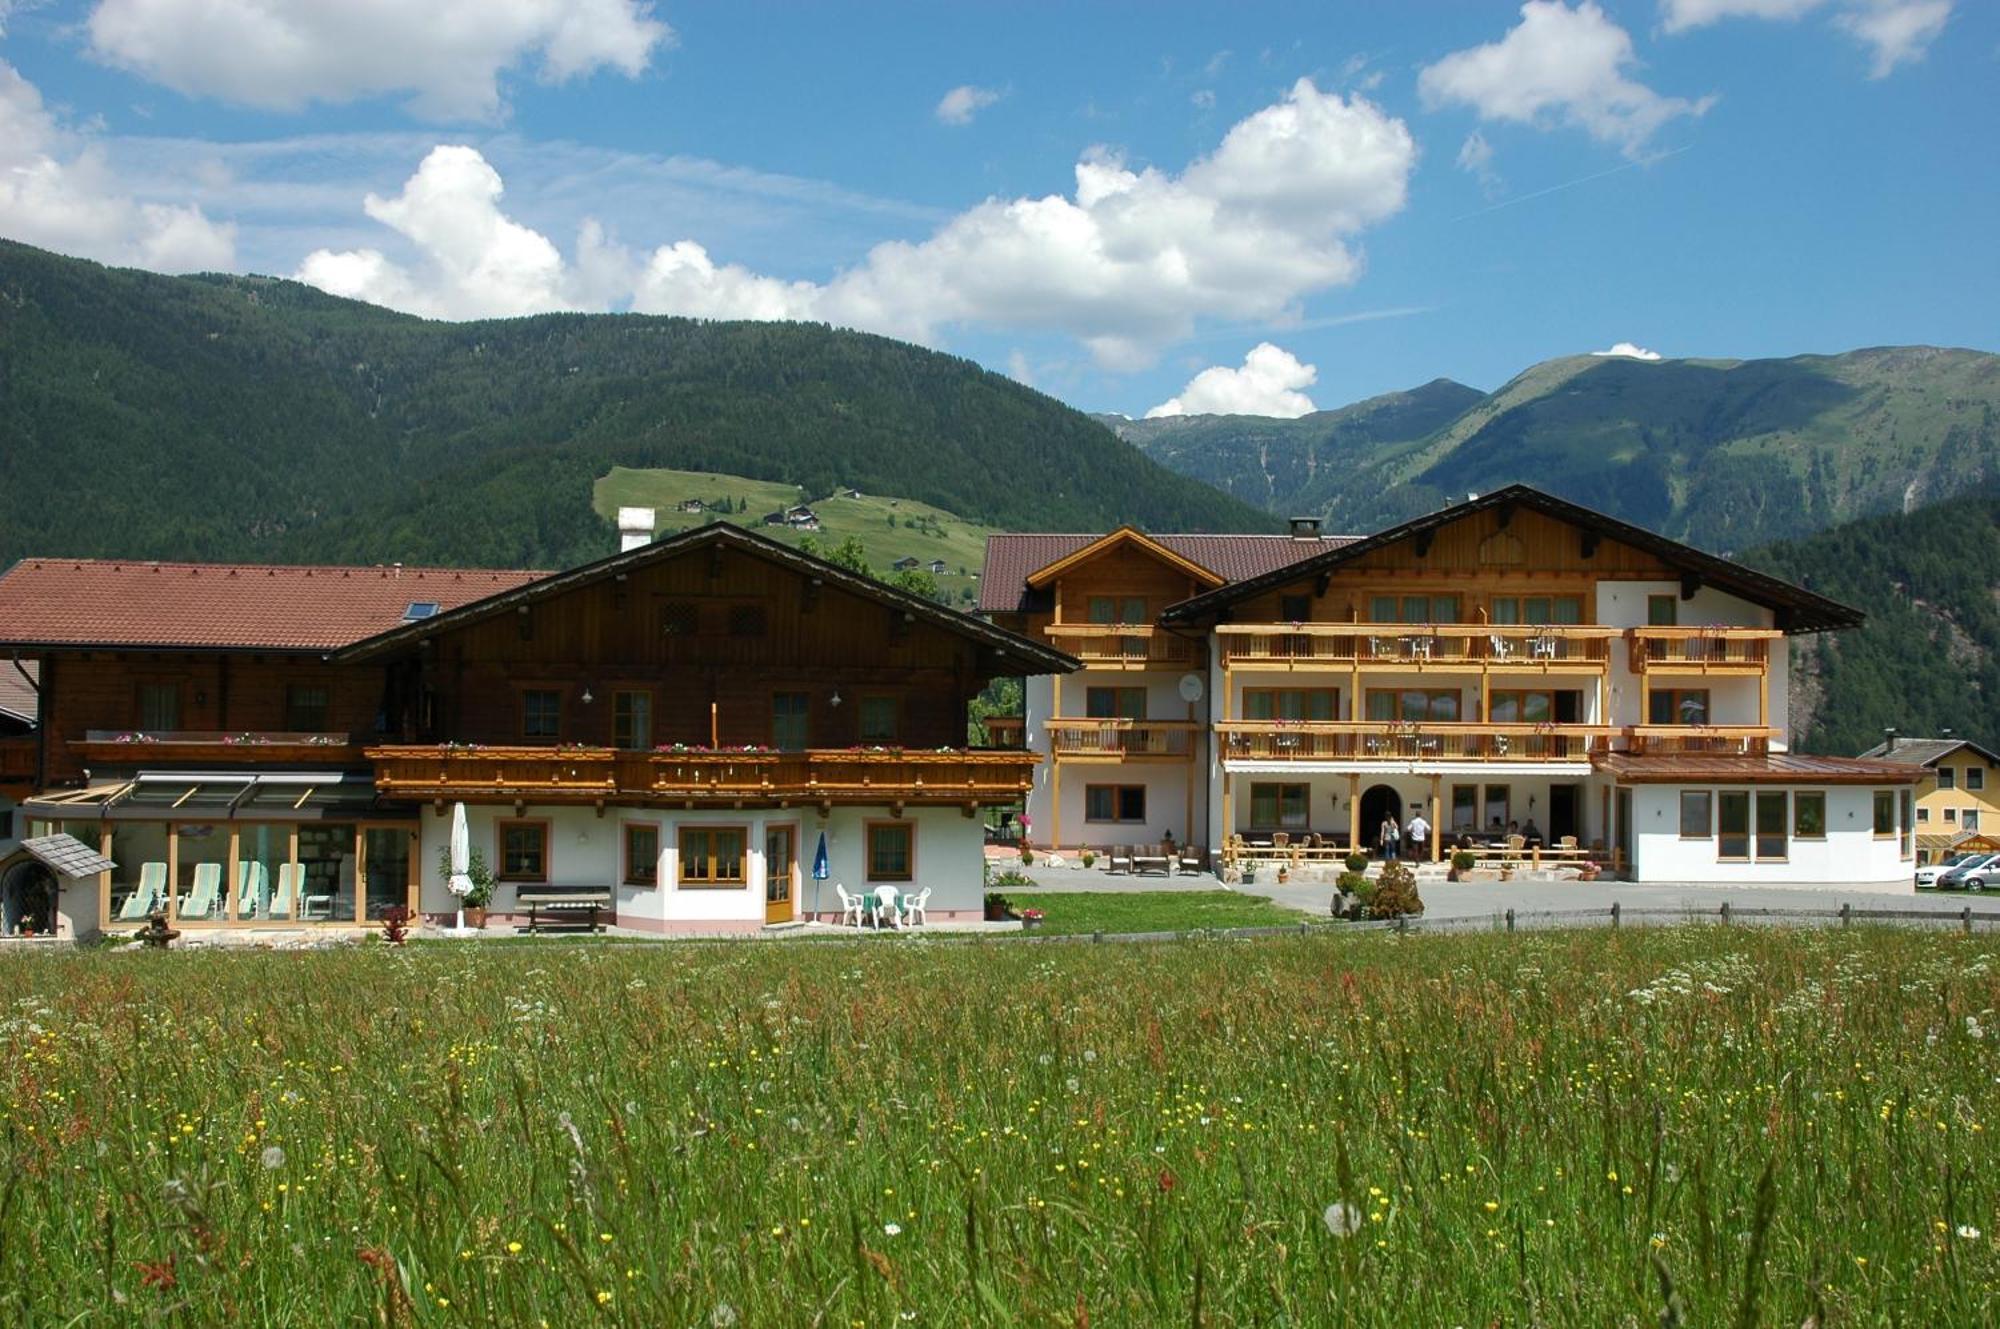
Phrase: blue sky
[{"left": 1, "top": 1, "right": 1992, "bottom": 419}]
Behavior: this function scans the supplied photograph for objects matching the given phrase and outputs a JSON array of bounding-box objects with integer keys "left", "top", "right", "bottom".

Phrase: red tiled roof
[
  {"left": 0, "top": 559, "right": 547, "bottom": 652},
  {"left": 979, "top": 533, "right": 1355, "bottom": 613},
  {"left": 0, "top": 660, "right": 37, "bottom": 724},
  {"left": 1594, "top": 752, "right": 1925, "bottom": 785}
]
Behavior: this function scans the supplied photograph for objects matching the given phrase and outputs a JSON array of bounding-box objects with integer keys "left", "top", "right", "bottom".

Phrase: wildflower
[
  {"left": 1959, "top": 1225, "right": 1983, "bottom": 1240},
  {"left": 260, "top": 1145, "right": 285, "bottom": 1170},
  {"left": 1323, "top": 1202, "right": 1363, "bottom": 1238},
  {"left": 883, "top": 1222, "right": 902, "bottom": 1237},
  {"left": 712, "top": 1306, "right": 739, "bottom": 1328},
  {"left": 1483, "top": 1201, "right": 1499, "bottom": 1213},
  {"left": 595, "top": 1291, "right": 613, "bottom": 1305},
  {"left": 507, "top": 1241, "right": 523, "bottom": 1254}
]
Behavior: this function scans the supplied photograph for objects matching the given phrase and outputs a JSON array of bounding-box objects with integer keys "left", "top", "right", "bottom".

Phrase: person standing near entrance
[
  {"left": 1378, "top": 812, "right": 1401, "bottom": 862},
  {"left": 1407, "top": 808, "right": 1430, "bottom": 861}
]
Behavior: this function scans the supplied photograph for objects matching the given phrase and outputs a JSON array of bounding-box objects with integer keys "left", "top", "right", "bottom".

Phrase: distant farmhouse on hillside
[{"left": 762, "top": 505, "right": 821, "bottom": 531}]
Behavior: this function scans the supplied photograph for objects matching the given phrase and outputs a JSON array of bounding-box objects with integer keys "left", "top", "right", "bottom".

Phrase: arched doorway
[{"left": 1358, "top": 783, "right": 1402, "bottom": 856}]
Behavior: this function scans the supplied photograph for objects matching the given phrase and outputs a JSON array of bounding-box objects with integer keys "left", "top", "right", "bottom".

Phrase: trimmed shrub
[
  {"left": 1451, "top": 849, "right": 1476, "bottom": 873},
  {"left": 1344, "top": 851, "right": 1370, "bottom": 874},
  {"left": 1367, "top": 860, "right": 1425, "bottom": 919}
]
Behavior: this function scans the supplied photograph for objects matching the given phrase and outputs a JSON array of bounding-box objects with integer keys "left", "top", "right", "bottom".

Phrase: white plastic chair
[
  {"left": 873, "top": 885, "right": 902, "bottom": 930},
  {"left": 834, "top": 884, "right": 865, "bottom": 930},
  {"left": 179, "top": 863, "right": 223, "bottom": 920},
  {"left": 901, "top": 887, "right": 932, "bottom": 927},
  {"left": 117, "top": 862, "right": 167, "bottom": 921}
]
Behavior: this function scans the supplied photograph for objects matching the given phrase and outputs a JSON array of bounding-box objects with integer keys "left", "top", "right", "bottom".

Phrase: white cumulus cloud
[
  {"left": 1456, "top": 130, "right": 1501, "bottom": 193},
  {"left": 935, "top": 84, "right": 1002, "bottom": 125},
  {"left": 1591, "top": 341, "right": 1663, "bottom": 360},
  {"left": 85, "top": 0, "right": 672, "bottom": 122},
  {"left": 1658, "top": 0, "right": 1951, "bottom": 77},
  {"left": 1146, "top": 343, "right": 1319, "bottom": 418},
  {"left": 295, "top": 77, "right": 1416, "bottom": 367},
  {"left": 1419, "top": 2, "right": 1716, "bottom": 158},
  {"left": 0, "top": 59, "right": 235, "bottom": 271}
]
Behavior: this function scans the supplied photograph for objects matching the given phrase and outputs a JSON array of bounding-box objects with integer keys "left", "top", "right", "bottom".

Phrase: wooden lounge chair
[
  {"left": 1177, "top": 844, "right": 1206, "bottom": 875},
  {"left": 117, "top": 862, "right": 167, "bottom": 921},
  {"left": 1133, "top": 844, "right": 1170, "bottom": 875},
  {"left": 179, "top": 863, "right": 223, "bottom": 920},
  {"left": 1108, "top": 844, "right": 1133, "bottom": 875}
]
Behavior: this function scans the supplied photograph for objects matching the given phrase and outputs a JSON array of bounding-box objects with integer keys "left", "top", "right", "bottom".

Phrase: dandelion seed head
[{"left": 1323, "top": 1201, "right": 1362, "bottom": 1237}]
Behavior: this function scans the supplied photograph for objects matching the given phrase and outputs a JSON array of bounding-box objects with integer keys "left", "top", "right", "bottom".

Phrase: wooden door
[{"left": 764, "top": 825, "right": 797, "bottom": 923}]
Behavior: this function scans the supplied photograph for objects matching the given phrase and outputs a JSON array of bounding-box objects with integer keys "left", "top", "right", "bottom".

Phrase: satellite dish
[{"left": 1177, "top": 672, "right": 1205, "bottom": 703}]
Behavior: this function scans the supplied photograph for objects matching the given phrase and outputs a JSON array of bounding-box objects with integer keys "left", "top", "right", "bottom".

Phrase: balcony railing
[
  {"left": 1626, "top": 726, "right": 1777, "bottom": 755},
  {"left": 74, "top": 730, "right": 362, "bottom": 764},
  {"left": 1216, "top": 722, "right": 1612, "bottom": 763},
  {"left": 1629, "top": 628, "right": 1780, "bottom": 672},
  {"left": 1043, "top": 623, "right": 1195, "bottom": 668},
  {"left": 981, "top": 716, "right": 1026, "bottom": 750},
  {"left": 366, "top": 745, "right": 1040, "bottom": 806},
  {"left": 1046, "top": 719, "right": 1198, "bottom": 759},
  {"left": 0, "top": 735, "right": 36, "bottom": 783},
  {"left": 1215, "top": 623, "right": 1619, "bottom": 668}
]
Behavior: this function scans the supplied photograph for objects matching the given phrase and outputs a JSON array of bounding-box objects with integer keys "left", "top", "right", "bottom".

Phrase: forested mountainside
[
  {"left": 1111, "top": 347, "right": 2000, "bottom": 552},
  {"left": 0, "top": 240, "right": 1274, "bottom": 569},
  {"left": 1742, "top": 493, "right": 2000, "bottom": 754}
]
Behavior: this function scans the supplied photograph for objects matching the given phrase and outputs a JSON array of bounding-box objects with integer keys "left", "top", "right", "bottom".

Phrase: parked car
[
  {"left": 1917, "top": 852, "right": 1980, "bottom": 889},
  {"left": 1935, "top": 852, "right": 2000, "bottom": 891}
]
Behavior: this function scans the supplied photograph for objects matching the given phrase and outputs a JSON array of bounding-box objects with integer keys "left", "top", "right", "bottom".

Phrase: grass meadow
[{"left": 3, "top": 927, "right": 1996, "bottom": 1326}]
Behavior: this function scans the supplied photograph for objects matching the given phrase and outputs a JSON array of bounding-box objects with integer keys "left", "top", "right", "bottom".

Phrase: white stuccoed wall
[
  {"left": 1597, "top": 580, "right": 1787, "bottom": 736},
  {"left": 1626, "top": 783, "right": 1911, "bottom": 888}
]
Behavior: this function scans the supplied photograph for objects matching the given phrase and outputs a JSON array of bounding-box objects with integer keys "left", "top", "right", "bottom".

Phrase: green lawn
[
  {"left": 996, "top": 889, "right": 1322, "bottom": 935},
  {"left": 593, "top": 466, "right": 995, "bottom": 608},
  {"left": 3, "top": 929, "right": 1995, "bottom": 1324}
]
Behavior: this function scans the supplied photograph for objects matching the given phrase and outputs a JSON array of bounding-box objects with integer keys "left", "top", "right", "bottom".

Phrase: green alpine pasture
[{"left": 3, "top": 927, "right": 1996, "bottom": 1325}]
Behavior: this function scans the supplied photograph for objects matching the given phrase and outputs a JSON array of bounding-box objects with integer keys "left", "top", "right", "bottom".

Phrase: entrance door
[
  {"left": 1614, "top": 788, "right": 1634, "bottom": 876},
  {"left": 764, "top": 825, "right": 797, "bottom": 923},
  {"left": 1547, "top": 785, "right": 1580, "bottom": 844},
  {"left": 1359, "top": 784, "right": 1401, "bottom": 854},
  {"left": 362, "top": 827, "right": 414, "bottom": 922}
]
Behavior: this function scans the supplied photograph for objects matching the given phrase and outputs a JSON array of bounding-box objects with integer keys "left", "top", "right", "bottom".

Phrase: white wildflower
[
  {"left": 883, "top": 1222, "right": 902, "bottom": 1237},
  {"left": 1323, "top": 1202, "right": 1363, "bottom": 1238},
  {"left": 710, "top": 1303, "right": 739, "bottom": 1328},
  {"left": 260, "top": 1145, "right": 286, "bottom": 1170},
  {"left": 1958, "top": 1224, "right": 1983, "bottom": 1240}
]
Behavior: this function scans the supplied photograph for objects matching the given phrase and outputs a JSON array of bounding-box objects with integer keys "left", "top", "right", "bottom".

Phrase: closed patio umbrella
[
  {"left": 811, "top": 831, "right": 829, "bottom": 919},
  {"left": 447, "top": 802, "right": 473, "bottom": 934}
]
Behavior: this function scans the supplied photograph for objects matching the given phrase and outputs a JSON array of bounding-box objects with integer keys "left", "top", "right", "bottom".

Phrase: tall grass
[{"left": 2, "top": 927, "right": 1995, "bottom": 1325}]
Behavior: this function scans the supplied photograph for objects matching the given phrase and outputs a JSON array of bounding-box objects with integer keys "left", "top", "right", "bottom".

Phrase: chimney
[
  {"left": 1882, "top": 726, "right": 1898, "bottom": 753},
  {"left": 1288, "top": 516, "right": 1322, "bottom": 540},
  {"left": 617, "top": 507, "right": 655, "bottom": 553}
]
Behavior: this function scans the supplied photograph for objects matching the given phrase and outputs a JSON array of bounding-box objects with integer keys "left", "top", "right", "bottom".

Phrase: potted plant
[
  {"left": 1335, "top": 870, "right": 1372, "bottom": 920},
  {"left": 1081, "top": 849, "right": 1097, "bottom": 870},
  {"left": 1498, "top": 859, "right": 1517, "bottom": 883},
  {"left": 1019, "top": 907, "right": 1044, "bottom": 931},
  {"left": 436, "top": 844, "right": 496, "bottom": 929},
  {"left": 1345, "top": 850, "right": 1370, "bottom": 874},
  {"left": 1020, "top": 846, "right": 1036, "bottom": 867},
  {"left": 1277, "top": 864, "right": 1290, "bottom": 884},
  {"left": 1449, "top": 849, "right": 1476, "bottom": 882},
  {"left": 1577, "top": 859, "right": 1600, "bottom": 882}
]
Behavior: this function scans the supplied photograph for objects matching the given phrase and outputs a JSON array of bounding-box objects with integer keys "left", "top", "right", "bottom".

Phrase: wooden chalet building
[
  {"left": 982, "top": 486, "right": 1923, "bottom": 889},
  {"left": 0, "top": 519, "right": 1068, "bottom": 938}
]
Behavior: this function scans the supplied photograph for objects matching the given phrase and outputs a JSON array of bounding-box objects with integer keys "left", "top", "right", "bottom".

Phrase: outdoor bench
[{"left": 516, "top": 886, "right": 613, "bottom": 934}]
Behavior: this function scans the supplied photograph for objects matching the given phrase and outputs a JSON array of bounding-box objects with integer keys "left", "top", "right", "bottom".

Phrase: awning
[
  {"left": 1594, "top": 752, "right": 1925, "bottom": 785},
  {"left": 20, "top": 771, "right": 415, "bottom": 822}
]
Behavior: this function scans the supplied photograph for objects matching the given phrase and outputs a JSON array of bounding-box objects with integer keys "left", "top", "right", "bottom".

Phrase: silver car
[
  {"left": 1936, "top": 852, "right": 2000, "bottom": 892},
  {"left": 1917, "top": 852, "right": 1980, "bottom": 888}
]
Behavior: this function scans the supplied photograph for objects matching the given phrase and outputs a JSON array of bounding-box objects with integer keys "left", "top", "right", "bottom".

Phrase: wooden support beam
[
  {"left": 1430, "top": 776, "right": 1442, "bottom": 863},
  {"left": 1347, "top": 774, "right": 1360, "bottom": 852}
]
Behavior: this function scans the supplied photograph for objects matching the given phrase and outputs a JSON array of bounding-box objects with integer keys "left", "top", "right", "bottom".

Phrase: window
[
  {"left": 1902, "top": 789, "right": 1914, "bottom": 858},
  {"left": 522, "top": 689, "right": 561, "bottom": 739},
  {"left": 1369, "top": 595, "right": 1459, "bottom": 623},
  {"left": 1794, "top": 792, "right": 1826, "bottom": 838},
  {"left": 284, "top": 684, "right": 330, "bottom": 732},
  {"left": 1938, "top": 767, "right": 1956, "bottom": 790},
  {"left": 623, "top": 822, "right": 660, "bottom": 886},
  {"left": 1679, "top": 791, "right": 1712, "bottom": 839},
  {"left": 613, "top": 690, "right": 652, "bottom": 750},
  {"left": 498, "top": 820, "right": 548, "bottom": 882},
  {"left": 729, "top": 604, "right": 768, "bottom": 638},
  {"left": 1482, "top": 784, "right": 1511, "bottom": 831},
  {"left": 858, "top": 696, "right": 899, "bottom": 743},
  {"left": 1243, "top": 688, "right": 1337, "bottom": 721},
  {"left": 772, "top": 692, "right": 810, "bottom": 749},
  {"left": 1755, "top": 792, "right": 1788, "bottom": 861},
  {"left": 1489, "top": 691, "right": 1555, "bottom": 724},
  {"left": 1490, "top": 595, "right": 1583, "bottom": 625},
  {"left": 1945, "top": 808, "right": 1959, "bottom": 824},
  {"left": 1647, "top": 689, "right": 1710, "bottom": 726},
  {"left": 1087, "top": 595, "right": 1147, "bottom": 625},
  {"left": 1966, "top": 809, "right": 1982, "bottom": 832},
  {"left": 1451, "top": 784, "right": 1477, "bottom": 832},
  {"left": 680, "top": 827, "right": 747, "bottom": 886},
  {"left": 1916, "top": 806, "right": 1930, "bottom": 823},
  {"left": 137, "top": 682, "right": 181, "bottom": 731},
  {"left": 1366, "top": 689, "right": 1461, "bottom": 722},
  {"left": 1872, "top": 791, "right": 1895, "bottom": 837},
  {"left": 1717, "top": 792, "right": 1750, "bottom": 860},
  {"left": 1086, "top": 686, "right": 1148, "bottom": 720},
  {"left": 1647, "top": 595, "right": 1678, "bottom": 627},
  {"left": 402, "top": 601, "right": 440, "bottom": 622},
  {"left": 1968, "top": 767, "right": 1986, "bottom": 791},
  {"left": 660, "top": 601, "right": 699, "bottom": 637},
  {"left": 1280, "top": 594, "right": 1312, "bottom": 623},
  {"left": 1248, "top": 783, "right": 1309, "bottom": 829},
  {"left": 866, "top": 822, "right": 914, "bottom": 882},
  {"left": 1085, "top": 785, "right": 1147, "bottom": 823}
]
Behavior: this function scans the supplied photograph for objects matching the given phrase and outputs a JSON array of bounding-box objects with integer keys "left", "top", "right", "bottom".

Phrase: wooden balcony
[
  {"left": 1217, "top": 722, "right": 1611, "bottom": 763},
  {"left": 0, "top": 734, "right": 36, "bottom": 790},
  {"left": 1626, "top": 726, "right": 1778, "bottom": 756},
  {"left": 1043, "top": 623, "right": 1196, "bottom": 670},
  {"left": 981, "top": 716, "right": 1026, "bottom": 750},
  {"left": 73, "top": 730, "right": 363, "bottom": 765},
  {"left": 1629, "top": 628, "right": 1780, "bottom": 674},
  {"left": 1046, "top": 719, "right": 1198, "bottom": 761},
  {"left": 1216, "top": 623, "right": 1618, "bottom": 672},
  {"left": 366, "top": 745, "right": 1039, "bottom": 808}
]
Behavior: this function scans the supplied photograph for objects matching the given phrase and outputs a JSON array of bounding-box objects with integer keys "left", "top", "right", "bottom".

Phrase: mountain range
[
  {"left": 1107, "top": 346, "right": 2000, "bottom": 553},
  {"left": 0, "top": 240, "right": 1273, "bottom": 570}
]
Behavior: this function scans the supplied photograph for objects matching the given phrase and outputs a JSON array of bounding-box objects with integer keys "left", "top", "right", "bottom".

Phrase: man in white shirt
[{"left": 1407, "top": 810, "right": 1431, "bottom": 860}]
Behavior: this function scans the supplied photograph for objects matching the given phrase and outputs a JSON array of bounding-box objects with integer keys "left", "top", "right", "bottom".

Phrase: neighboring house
[
  {"left": 677, "top": 498, "right": 707, "bottom": 514},
  {"left": 0, "top": 524, "right": 1066, "bottom": 939},
  {"left": 783, "top": 505, "right": 820, "bottom": 530},
  {"left": 891, "top": 557, "right": 922, "bottom": 572},
  {"left": 1855, "top": 735, "right": 2000, "bottom": 864},
  {"left": 840, "top": 488, "right": 863, "bottom": 499},
  {"left": 981, "top": 486, "right": 1921, "bottom": 889},
  {"left": 927, "top": 559, "right": 949, "bottom": 575}
]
